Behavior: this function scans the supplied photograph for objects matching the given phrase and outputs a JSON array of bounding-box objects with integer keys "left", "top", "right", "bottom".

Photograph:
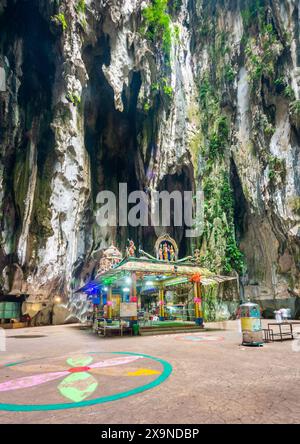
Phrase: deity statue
[
  {"left": 163, "top": 243, "right": 169, "bottom": 261},
  {"left": 193, "top": 248, "right": 201, "bottom": 264},
  {"left": 127, "top": 239, "right": 136, "bottom": 257},
  {"left": 158, "top": 246, "right": 163, "bottom": 260},
  {"left": 169, "top": 245, "right": 175, "bottom": 262}
]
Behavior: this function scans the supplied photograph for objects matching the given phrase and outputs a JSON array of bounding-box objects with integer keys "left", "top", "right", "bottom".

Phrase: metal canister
[{"left": 240, "top": 302, "right": 263, "bottom": 346}]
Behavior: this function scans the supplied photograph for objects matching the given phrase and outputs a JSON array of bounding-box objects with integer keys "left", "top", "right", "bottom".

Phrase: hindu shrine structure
[{"left": 75, "top": 235, "right": 239, "bottom": 327}]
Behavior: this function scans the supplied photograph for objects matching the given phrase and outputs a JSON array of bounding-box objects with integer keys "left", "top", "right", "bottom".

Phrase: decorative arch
[{"left": 154, "top": 234, "right": 179, "bottom": 261}]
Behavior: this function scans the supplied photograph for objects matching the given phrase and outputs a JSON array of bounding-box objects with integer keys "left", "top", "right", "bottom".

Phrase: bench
[{"left": 267, "top": 322, "right": 297, "bottom": 342}]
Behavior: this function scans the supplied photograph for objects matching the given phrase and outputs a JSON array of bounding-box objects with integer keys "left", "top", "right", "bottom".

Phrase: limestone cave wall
[{"left": 0, "top": 0, "right": 299, "bottom": 320}]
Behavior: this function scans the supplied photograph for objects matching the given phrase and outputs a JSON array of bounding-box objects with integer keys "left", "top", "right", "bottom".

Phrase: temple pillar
[
  {"left": 107, "top": 286, "right": 112, "bottom": 321},
  {"left": 131, "top": 272, "right": 137, "bottom": 302},
  {"left": 133, "top": 273, "right": 141, "bottom": 310},
  {"left": 194, "top": 282, "right": 203, "bottom": 326},
  {"left": 159, "top": 287, "right": 165, "bottom": 321},
  {"left": 131, "top": 272, "right": 138, "bottom": 322}
]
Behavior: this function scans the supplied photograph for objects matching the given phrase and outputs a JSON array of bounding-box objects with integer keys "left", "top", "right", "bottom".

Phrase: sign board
[{"left": 120, "top": 302, "right": 137, "bottom": 318}]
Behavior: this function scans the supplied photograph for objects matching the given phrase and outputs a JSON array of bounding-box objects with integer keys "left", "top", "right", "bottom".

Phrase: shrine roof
[{"left": 75, "top": 256, "right": 237, "bottom": 293}]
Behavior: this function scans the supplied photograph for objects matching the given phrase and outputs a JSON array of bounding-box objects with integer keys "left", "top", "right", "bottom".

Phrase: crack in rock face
[{"left": 0, "top": 0, "right": 299, "bottom": 323}]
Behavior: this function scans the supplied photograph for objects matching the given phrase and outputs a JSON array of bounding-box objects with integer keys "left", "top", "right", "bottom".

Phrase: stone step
[
  {"left": 140, "top": 327, "right": 206, "bottom": 336},
  {"left": 140, "top": 325, "right": 203, "bottom": 332}
]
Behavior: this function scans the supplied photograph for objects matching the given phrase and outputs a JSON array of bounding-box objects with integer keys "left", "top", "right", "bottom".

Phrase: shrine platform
[{"left": 139, "top": 321, "right": 206, "bottom": 336}]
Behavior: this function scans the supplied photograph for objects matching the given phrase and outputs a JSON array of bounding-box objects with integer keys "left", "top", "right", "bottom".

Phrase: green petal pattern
[
  {"left": 58, "top": 372, "right": 98, "bottom": 402},
  {"left": 66, "top": 355, "right": 93, "bottom": 367}
]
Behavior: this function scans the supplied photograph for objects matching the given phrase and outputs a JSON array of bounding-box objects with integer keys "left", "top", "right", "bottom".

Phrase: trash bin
[
  {"left": 240, "top": 302, "right": 263, "bottom": 346},
  {"left": 132, "top": 323, "right": 140, "bottom": 336}
]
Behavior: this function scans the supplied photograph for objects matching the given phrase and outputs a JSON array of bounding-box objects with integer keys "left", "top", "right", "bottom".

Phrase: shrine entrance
[{"left": 140, "top": 284, "right": 194, "bottom": 323}]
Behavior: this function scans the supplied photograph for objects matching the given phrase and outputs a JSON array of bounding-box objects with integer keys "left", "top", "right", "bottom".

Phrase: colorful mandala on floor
[{"left": 0, "top": 352, "right": 172, "bottom": 411}]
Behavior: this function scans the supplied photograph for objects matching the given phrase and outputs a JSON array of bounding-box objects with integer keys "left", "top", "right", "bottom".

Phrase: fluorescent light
[
  {"left": 103, "top": 287, "right": 108, "bottom": 291},
  {"left": 123, "top": 287, "right": 130, "bottom": 292},
  {"left": 125, "top": 276, "right": 132, "bottom": 284},
  {"left": 145, "top": 281, "right": 154, "bottom": 286}
]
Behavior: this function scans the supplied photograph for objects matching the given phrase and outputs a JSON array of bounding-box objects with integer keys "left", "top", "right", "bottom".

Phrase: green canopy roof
[{"left": 76, "top": 256, "right": 237, "bottom": 293}]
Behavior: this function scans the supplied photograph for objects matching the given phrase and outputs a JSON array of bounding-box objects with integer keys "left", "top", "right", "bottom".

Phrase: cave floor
[{"left": 0, "top": 321, "right": 300, "bottom": 424}]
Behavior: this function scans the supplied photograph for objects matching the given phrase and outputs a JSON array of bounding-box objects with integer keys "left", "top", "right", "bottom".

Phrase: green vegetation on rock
[
  {"left": 191, "top": 3, "right": 247, "bottom": 277},
  {"left": 140, "top": 1, "right": 178, "bottom": 106},
  {"left": 31, "top": 131, "right": 56, "bottom": 244},
  {"left": 142, "top": 0, "right": 172, "bottom": 58},
  {"left": 66, "top": 92, "right": 81, "bottom": 107},
  {"left": 241, "top": 3, "right": 283, "bottom": 89},
  {"left": 151, "top": 76, "right": 173, "bottom": 99},
  {"left": 75, "top": 0, "right": 85, "bottom": 14},
  {"left": 289, "top": 197, "right": 300, "bottom": 216},
  {"left": 51, "top": 13, "right": 68, "bottom": 31},
  {"left": 198, "top": 75, "right": 229, "bottom": 166},
  {"left": 201, "top": 170, "right": 244, "bottom": 275},
  {"left": 169, "top": 0, "right": 182, "bottom": 14},
  {"left": 13, "top": 146, "right": 31, "bottom": 221},
  {"left": 268, "top": 155, "right": 286, "bottom": 184},
  {"left": 245, "top": 30, "right": 279, "bottom": 87},
  {"left": 32, "top": 175, "right": 54, "bottom": 240},
  {"left": 241, "top": 0, "right": 265, "bottom": 30},
  {"left": 75, "top": 0, "right": 87, "bottom": 30},
  {"left": 290, "top": 100, "right": 300, "bottom": 117},
  {"left": 284, "top": 85, "right": 295, "bottom": 100},
  {"left": 202, "top": 282, "right": 218, "bottom": 321},
  {"left": 224, "top": 64, "right": 235, "bottom": 83}
]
